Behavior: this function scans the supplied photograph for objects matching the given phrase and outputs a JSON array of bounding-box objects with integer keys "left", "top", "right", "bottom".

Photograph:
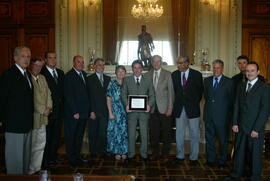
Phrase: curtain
[
  {"left": 103, "top": 0, "right": 118, "bottom": 64},
  {"left": 171, "top": 0, "right": 190, "bottom": 62}
]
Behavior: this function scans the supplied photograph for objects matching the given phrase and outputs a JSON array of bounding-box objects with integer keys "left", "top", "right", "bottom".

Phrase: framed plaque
[{"left": 128, "top": 95, "right": 148, "bottom": 111}]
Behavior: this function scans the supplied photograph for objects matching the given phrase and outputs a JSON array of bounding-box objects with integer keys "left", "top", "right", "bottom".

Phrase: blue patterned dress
[{"left": 106, "top": 80, "right": 128, "bottom": 154}]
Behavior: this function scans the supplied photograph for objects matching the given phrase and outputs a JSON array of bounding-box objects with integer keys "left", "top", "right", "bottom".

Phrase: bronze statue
[{"left": 137, "top": 25, "right": 155, "bottom": 67}]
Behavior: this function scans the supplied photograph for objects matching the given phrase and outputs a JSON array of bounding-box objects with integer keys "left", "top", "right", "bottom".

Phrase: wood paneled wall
[
  {"left": 0, "top": 0, "right": 55, "bottom": 73},
  {"left": 242, "top": 0, "right": 270, "bottom": 83}
]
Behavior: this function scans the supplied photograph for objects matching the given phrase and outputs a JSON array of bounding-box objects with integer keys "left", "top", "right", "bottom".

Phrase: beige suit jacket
[
  {"left": 147, "top": 68, "right": 174, "bottom": 114},
  {"left": 32, "top": 74, "right": 52, "bottom": 129}
]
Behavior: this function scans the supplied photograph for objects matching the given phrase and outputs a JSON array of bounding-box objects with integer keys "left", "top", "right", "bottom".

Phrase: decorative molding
[
  {"left": 25, "top": 2, "right": 49, "bottom": 17},
  {"left": 0, "top": 3, "right": 11, "bottom": 17}
]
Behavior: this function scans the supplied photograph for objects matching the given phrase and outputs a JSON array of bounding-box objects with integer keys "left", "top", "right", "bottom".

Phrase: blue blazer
[{"left": 203, "top": 75, "right": 234, "bottom": 125}]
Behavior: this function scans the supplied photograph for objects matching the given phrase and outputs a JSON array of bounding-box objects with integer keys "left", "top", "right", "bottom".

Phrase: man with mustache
[{"left": 0, "top": 46, "right": 34, "bottom": 174}]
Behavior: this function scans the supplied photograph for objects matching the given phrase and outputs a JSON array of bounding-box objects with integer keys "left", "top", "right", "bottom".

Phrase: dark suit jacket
[
  {"left": 87, "top": 73, "right": 111, "bottom": 115},
  {"left": 64, "top": 68, "right": 90, "bottom": 119},
  {"left": 232, "top": 79, "right": 270, "bottom": 134},
  {"left": 203, "top": 75, "right": 234, "bottom": 124},
  {"left": 41, "top": 66, "right": 64, "bottom": 120},
  {"left": 0, "top": 64, "right": 34, "bottom": 133},
  {"left": 171, "top": 68, "right": 203, "bottom": 118}
]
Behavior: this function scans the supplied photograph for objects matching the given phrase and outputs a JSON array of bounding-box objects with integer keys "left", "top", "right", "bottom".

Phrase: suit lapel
[
  {"left": 175, "top": 70, "right": 183, "bottom": 90},
  {"left": 185, "top": 69, "right": 192, "bottom": 89},
  {"left": 157, "top": 69, "right": 165, "bottom": 86},
  {"left": 247, "top": 80, "right": 262, "bottom": 96},
  {"left": 45, "top": 67, "right": 57, "bottom": 86}
]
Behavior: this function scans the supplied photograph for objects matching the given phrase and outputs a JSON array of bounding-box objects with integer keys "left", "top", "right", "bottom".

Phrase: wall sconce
[
  {"left": 83, "top": 0, "right": 101, "bottom": 7},
  {"left": 200, "top": 0, "right": 216, "bottom": 6}
]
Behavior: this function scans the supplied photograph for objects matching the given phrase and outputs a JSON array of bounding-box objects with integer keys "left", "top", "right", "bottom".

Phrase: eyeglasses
[{"left": 177, "top": 61, "right": 187, "bottom": 65}]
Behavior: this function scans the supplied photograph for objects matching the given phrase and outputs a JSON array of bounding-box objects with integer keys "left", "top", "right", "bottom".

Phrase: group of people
[{"left": 0, "top": 46, "right": 269, "bottom": 181}]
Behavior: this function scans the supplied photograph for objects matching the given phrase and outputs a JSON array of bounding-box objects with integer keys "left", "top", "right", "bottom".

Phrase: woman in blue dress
[{"left": 106, "top": 65, "right": 128, "bottom": 160}]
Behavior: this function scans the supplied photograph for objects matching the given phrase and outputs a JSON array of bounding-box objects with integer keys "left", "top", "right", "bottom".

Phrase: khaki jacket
[{"left": 32, "top": 74, "right": 52, "bottom": 129}]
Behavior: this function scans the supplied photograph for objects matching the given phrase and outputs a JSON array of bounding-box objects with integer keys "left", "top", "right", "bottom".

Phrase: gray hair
[
  {"left": 151, "top": 55, "right": 163, "bottom": 63},
  {"left": 14, "top": 46, "right": 31, "bottom": 57},
  {"left": 212, "top": 59, "right": 224, "bottom": 68}
]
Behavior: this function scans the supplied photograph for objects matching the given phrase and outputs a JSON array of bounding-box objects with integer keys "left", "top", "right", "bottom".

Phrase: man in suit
[
  {"left": 225, "top": 61, "right": 270, "bottom": 181},
  {"left": 87, "top": 58, "right": 111, "bottom": 157},
  {"left": 146, "top": 55, "right": 174, "bottom": 161},
  {"left": 232, "top": 55, "right": 264, "bottom": 89},
  {"left": 171, "top": 56, "right": 203, "bottom": 165},
  {"left": 122, "top": 60, "right": 155, "bottom": 160},
  {"left": 28, "top": 57, "right": 52, "bottom": 174},
  {"left": 203, "top": 59, "right": 234, "bottom": 169},
  {"left": 64, "top": 55, "right": 90, "bottom": 167},
  {"left": 0, "top": 46, "right": 34, "bottom": 174},
  {"left": 41, "top": 51, "right": 65, "bottom": 168}
]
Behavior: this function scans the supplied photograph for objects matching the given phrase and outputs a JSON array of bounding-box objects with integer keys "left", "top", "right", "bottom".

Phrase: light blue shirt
[{"left": 212, "top": 74, "right": 223, "bottom": 87}]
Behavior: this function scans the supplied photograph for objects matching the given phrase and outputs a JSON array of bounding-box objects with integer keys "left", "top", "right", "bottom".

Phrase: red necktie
[{"left": 182, "top": 73, "right": 187, "bottom": 89}]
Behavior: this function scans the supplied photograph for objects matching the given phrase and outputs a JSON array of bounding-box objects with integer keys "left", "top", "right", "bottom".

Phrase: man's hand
[
  {"left": 251, "top": 130, "right": 259, "bottom": 138},
  {"left": 43, "top": 108, "right": 51, "bottom": 117},
  {"left": 126, "top": 105, "right": 131, "bottom": 113},
  {"left": 232, "top": 125, "right": 239, "bottom": 133},
  {"left": 165, "top": 109, "right": 172, "bottom": 117},
  {"left": 146, "top": 105, "right": 150, "bottom": 112},
  {"left": 73, "top": 113, "right": 80, "bottom": 119},
  {"left": 90, "top": 112, "right": 96, "bottom": 120}
]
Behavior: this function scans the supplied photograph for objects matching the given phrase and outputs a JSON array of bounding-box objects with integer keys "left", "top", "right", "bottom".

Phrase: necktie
[
  {"left": 136, "top": 77, "right": 140, "bottom": 85},
  {"left": 154, "top": 71, "right": 158, "bottom": 90},
  {"left": 36, "top": 77, "right": 39, "bottom": 85},
  {"left": 80, "top": 72, "right": 85, "bottom": 84},
  {"left": 182, "top": 72, "right": 187, "bottom": 89},
  {"left": 246, "top": 83, "right": 252, "bottom": 93},
  {"left": 52, "top": 70, "right": 58, "bottom": 84},
  {"left": 100, "top": 75, "right": 104, "bottom": 87},
  {"left": 213, "top": 77, "right": 219, "bottom": 90},
  {"left": 24, "top": 71, "right": 31, "bottom": 89}
]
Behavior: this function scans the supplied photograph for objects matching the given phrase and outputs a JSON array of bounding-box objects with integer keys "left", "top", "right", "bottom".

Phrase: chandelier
[
  {"left": 131, "top": 0, "right": 163, "bottom": 20},
  {"left": 83, "top": 0, "right": 101, "bottom": 7}
]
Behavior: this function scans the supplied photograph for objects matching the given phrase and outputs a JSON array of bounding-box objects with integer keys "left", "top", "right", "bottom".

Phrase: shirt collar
[
  {"left": 134, "top": 75, "right": 142, "bottom": 81},
  {"left": 73, "top": 67, "right": 82, "bottom": 75},
  {"left": 213, "top": 74, "right": 223, "bottom": 82},
  {"left": 247, "top": 77, "right": 258, "bottom": 86},
  {"left": 181, "top": 68, "right": 189, "bottom": 74},
  {"left": 96, "top": 72, "right": 103, "bottom": 79},
  {"left": 31, "top": 74, "right": 39, "bottom": 81},
  {"left": 46, "top": 65, "right": 57, "bottom": 74}
]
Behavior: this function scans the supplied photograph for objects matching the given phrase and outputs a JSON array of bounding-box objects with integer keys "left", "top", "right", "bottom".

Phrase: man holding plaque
[{"left": 122, "top": 60, "right": 155, "bottom": 161}]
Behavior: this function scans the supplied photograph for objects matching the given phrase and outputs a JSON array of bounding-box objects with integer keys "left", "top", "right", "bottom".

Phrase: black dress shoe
[
  {"left": 150, "top": 153, "right": 160, "bottom": 160},
  {"left": 224, "top": 175, "right": 240, "bottom": 181},
  {"left": 171, "top": 158, "right": 185, "bottom": 164},
  {"left": 219, "top": 164, "right": 227, "bottom": 170},
  {"left": 141, "top": 156, "right": 150, "bottom": 162},
  {"left": 77, "top": 157, "right": 88, "bottom": 164},
  {"left": 205, "top": 162, "right": 216, "bottom": 167},
  {"left": 189, "top": 160, "right": 199, "bottom": 166},
  {"left": 48, "top": 159, "right": 61, "bottom": 165},
  {"left": 70, "top": 161, "right": 80, "bottom": 167}
]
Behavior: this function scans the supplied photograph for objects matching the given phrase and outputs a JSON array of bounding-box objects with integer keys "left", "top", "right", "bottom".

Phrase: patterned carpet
[{"left": 1, "top": 132, "right": 270, "bottom": 180}]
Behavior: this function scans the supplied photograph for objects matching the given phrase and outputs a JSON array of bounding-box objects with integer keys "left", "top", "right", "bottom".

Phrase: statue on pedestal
[{"left": 137, "top": 25, "right": 155, "bottom": 68}]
